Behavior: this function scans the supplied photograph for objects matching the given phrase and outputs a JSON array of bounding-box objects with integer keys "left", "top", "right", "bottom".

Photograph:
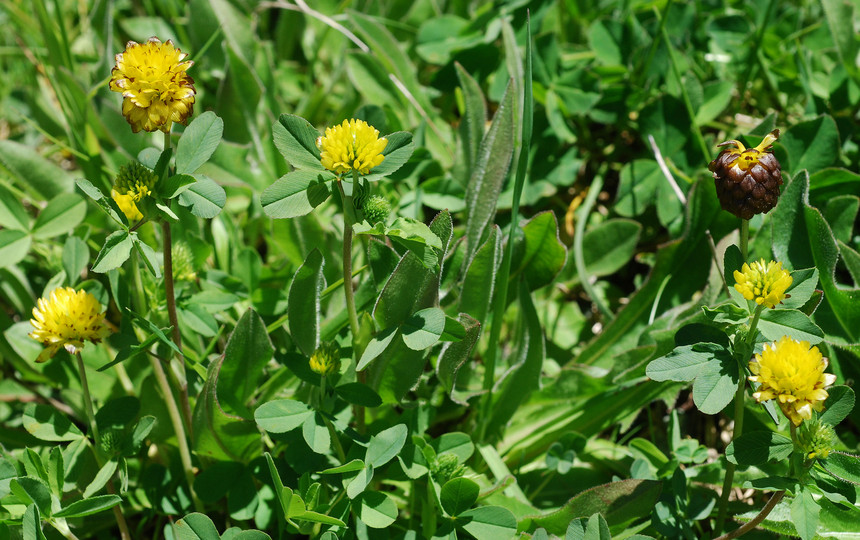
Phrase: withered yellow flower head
[
  {"left": 734, "top": 259, "right": 792, "bottom": 309},
  {"left": 749, "top": 336, "right": 837, "bottom": 426},
  {"left": 317, "top": 119, "right": 387, "bottom": 175},
  {"left": 29, "top": 287, "right": 112, "bottom": 362},
  {"left": 109, "top": 37, "right": 196, "bottom": 133}
]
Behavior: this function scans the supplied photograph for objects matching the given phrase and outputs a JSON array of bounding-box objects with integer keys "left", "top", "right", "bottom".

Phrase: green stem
[
  {"left": 130, "top": 252, "right": 202, "bottom": 513},
  {"left": 161, "top": 220, "right": 193, "bottom": 432},
  {"left": 714, "top": 491, "right": 785, "bottom": 540},
  {"left": 715, "top": 304, "right": 764, "bottom": 533},
  {"left": 574, "top": 176, "right": 614, "bottom": 321},
  {"left": 740, "top": 219, "right": 750, "bottom": 261},
  {"left": 338, "top": 177, "right": 363, "bottom": 433},
  {"left": 321, "top": 414, "right": 347, "bottom": 464},
  {"left": 75, "top": 352, "right": 133, "bottom": 540}
]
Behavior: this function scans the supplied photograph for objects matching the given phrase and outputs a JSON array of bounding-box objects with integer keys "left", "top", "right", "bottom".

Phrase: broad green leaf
[
  {"left": 458, "top": 506, "right": 517, "bottom": 539},
  {"left": 355, "top": 491, "right": 397, "bottom": 529},
  {"left": 55, "top": 495, "right": 121, "bottom": 518},
  {"left": 582, "top": 219, "right": 641, "bottom": 277},
  {"left": 178, "top": 175, "right": 226, "bottom": 218},
  {"left": 31, "top": 193, "right": 86, "bottom": 239},
  {"left": 790, "top": 487, "right": 819, "bottom": 540},
  {"left": 437, "top": 314, "right": 481, "bottom": 404},
  {"left": 0, "top": 140, "right": 73, "bottom": 199},
  {"left": 357, "top": 325, "right": 398, "bottom": 371},
  {"left": 440, "top": 477, "right": 479, "bottom": 516},
  {"left": 758, "top": 309, "right": 824, "bottom": 345},
  {"left": 615, "top": 160, "right": 661, "bottom": 217},
  {"left": 174, "top": 512, "right": 221, "bottom": 540},
  {"left": 824, "top": 195, "right": 859, "bottom": 244},
  {"left": 255, "top": 399, "right": 313, "bottom": 434},
  {"left": 91, "top": 231, "right": 133, "bottom": 273},
  {"left": 175, "top": 111, "right": 223, "bottom": 175},
  {"left": 822, "top": 452, "right": 860, "bottom": 485},
  {"left": 512, "top": 211, "right": 568, "bottom": 291},
  {"left": 523, "top": 480, "right": 662, "bottom": 535},
  {"left": 217, "top": 309, "right": 274, "bottom": 417},
  {"left": 22, "top": 504, "right": 47, "bottom": 540},
  {"left": 354, "top": 216, "right": 441, "bottom": 269},
  {"left": 820, "top": 386, "right": 855, "bottom": 426},
  {"left": 646, "top": 343, "right": 728, "bottom": 383},
  {"left": 346, "top": 463, "right": 374, "bottom": 499},
  {"left": 0, "top": 230, "right": 31, "bottom": 269},
  {"left": 288, "top": 249, "right": 325, "bottom": 356},
  {"left": 366, "top": 424, "right": 408, "bottom": 468},
  {"left": 691, "top": 359, "right": 737, "bottom": 415},
  {"left": 455, "top": 63, "right": 487, "bottom": 172},
  {"left": 302, "top": 413, "right": 330, "bottom": 454},
  {"left": 725, "top": 431, "right": 794, "bottom": 466},
  {"left": 272, "top": 114, "right": 325, "bottom": 171},
  {"left": 780, "top": 116, "right": 840, "bottom": 175},
  {"left": 463, "top": 82, "right": 514, "bottom": 266},
  {"left": 460, "top": 225, "right": 501, "bottom": 322},
  {"left": 401, "top": 308, "right": 446, "bottom": 350},
  {"left": 781, "top": 268, "right": 819, "bottom": 310},
  {"left": 261, "top": 170, "right": 336, "bottom": 219},
  {"left": 334, "top": 383, "right": 382, "bottom": 407}
]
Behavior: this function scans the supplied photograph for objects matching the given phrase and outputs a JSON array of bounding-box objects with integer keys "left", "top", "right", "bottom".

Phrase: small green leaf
[
  {"left": 62, "top": 236, "right": 88, "bottom": 286},
  {"left": 0, "top": 184, "right": 29, "bottom": 230},
  {"left": 366, "top": 424, "right": 408, "bottom": 468},
  {"left": 355, "top": 491, "right": 397, "bottom": 528},
  {"left": 23, "top": 504, "right": 47, "bottom": 540},
  {"left": 758, "top": 309, "right": 824, "bottom": 345},
  {"left": 334, "top": 383, "right": 382, "bottom": 407},
  {"left": 54, "top": 495, "right": 122, "bottom": 518},
  {"left": 458, "top": 506, "right": 517, "bottom": 539},
  {"left": 177, "top": 175, "right": 225, "bottom": 218},
  {"left": 91, "top": 231, "right": 134, "bottom": 273},
  {"left": 0, "top": 229, "right": 31, "bottom": 268},
  {"left": 822, "top": 452, "right": 860, "bottom": 485},
  {"left": 402, "top": 308, "right": 446, "bottom": 350},
  {"left": 254, "top": 400, "right": 314, "bottom": 433},
  {"left": 357, "top": 325, "right": 397, "bottom": 371},
  {"left": 820, "top": 386, "right": 855, "bottom": 426},
  {"left": 582, "top": 219, "right": 640, "bottom": 277},
  {"left": 320, "top": 460, "right": 366, "bottom": 475},
  {"left": 301, "top": 413, "right": 330, "bottom": 454},
  {"left": 11, "top": 477, "right": 52, "bottom": 516},
  {"left": 440, "top": 477, "right": 479, "bottom": 516},
  {"left": 261, "top": 170, "right": 336, "bottom": 219},
  {"left": 160, "top": 174, "right": 198, "bottom": 199},
  {"left": 363, "top": 131, "right": 415, "bottom": 181},
  {"left": 790, "top": 487, "right": 820, "bottom": 540},
  {"left": 173, "top": 512, "right": 221, "bottom": 540},
  {"left": 726, "top": 431, "right": 794, "bottom": 466},
  {"left": 175, "top": 112, "right": 223, "bottom": 175},
  {"left": 83, "top": 460, "right": 118, "bottom": 498},
  {"left": 272, "top": 114, "right": 324, "bottom": 171}
]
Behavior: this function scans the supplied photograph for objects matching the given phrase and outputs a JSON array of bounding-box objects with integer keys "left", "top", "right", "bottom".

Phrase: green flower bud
[
  {"left": 101, "top": 429, "right": 121, "bottom": 454},
  {"left": 171, "top": 241, "right": 197, "bottom": 282},
  {"left": 309, "top": 342, "right": 340, "bottom": 377},
  {"left": 798, "top": 420, "right": 835, "bottom": 460},
  {"left": 114, "top": 161, "right": 157, "bottom": 202},
  {"left": 363, "top": 195, "right": 391, "bottom": 225},
  {"left": 432, "top": 452, "right": 465, "bottom": 482}
]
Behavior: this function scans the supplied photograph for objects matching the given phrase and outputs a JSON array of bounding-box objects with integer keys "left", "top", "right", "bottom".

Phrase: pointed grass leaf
[
  {"left": 261, "top": 170, "right": 336, "bottom": 219},
  {"left": 458, "top": 506, "right": 517, "bottom": 539},
  {"left": 437, "top": 314, "right": 481, "bottom": 403},
  {"left": 354, "top": 491, "right": 397, "bottom": 529},
  {"left": 273, "top": 114, "right": 323, "bottom": 170},
  {"left": 178, "top": 175, "right": 225, "bottom": 218},
  {"left": 460, "top": 225, "right": 501, "bottom": 321},
  {"left": 255, "top": 399, "right": 313, "bottom": 434},
  {"left": 218, "top": 309, "right": 274, "bottom": 416},
  {"left": 758, "top": 309, "right": 824, "bottom": 345},
  {"left": 91, "top": 231, "right": 134, "bottom": 273},
  {"left": 32, "top": 193, "right": 86, "bottom": 239},
  {"left": 175, "top": 111, "right": 223, "bottom": 175},
  {"left": 288, "top": 249, "right": 325, "bottom": 356},
  {"left": 820, "top": 386, "right": 854, "bottom": 426},
  {"left": 725, "top": 431, "right": 794, "bottom": 466},
  {"left": 464, "top": 81, "right": 515, "bottom": 266},
  {"left": 455, "top": 63, "right": 487, "bottom": 172},
  {"left": 440, "top": 477, "right": 479, "bottom": 516},
  {"left": 366, "top": 424, "right": 408, "bottom": 468},
  {"left": 402, "top": 308, "right": 446, "bottom": 350},
  {"left": 174, "top": 512, "right": 221, "bottom": 540},
  {"left": 55, "top": 495, "right": 121, "bottom": 518}
]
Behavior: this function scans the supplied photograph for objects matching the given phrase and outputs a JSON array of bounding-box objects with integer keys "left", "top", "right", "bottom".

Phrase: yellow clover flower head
[
  {"left": 109, "top": 37, "right": 196, "bottom": 133},
  {"left": 733, "top": 259, "right": 792, "bottom": 308},
  {"left": 29, "top": 287, "right": 112, "bottom": 362},
  {"left": 317, "top": 119, "right": 387, "bottom": 175},
  {"left": 309, "top": 342, "right": 340, "bottom": 377},
  {"left": 748, "top": 336, "right": 837, "bottom": 426}
]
